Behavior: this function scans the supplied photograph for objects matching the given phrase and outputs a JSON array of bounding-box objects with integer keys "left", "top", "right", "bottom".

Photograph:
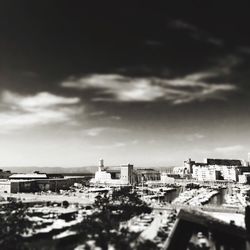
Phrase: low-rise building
[
  {"left": 9, "top": 173, "right": 48, "bottom": 180},
  {"left": 0, "top": 180, "right": 11, "bottom": 193},
  {"left": 0, "top": 176, "right": 86, "bottom": 194},
  {"left": 0, "top": 180, "right": 36, "bottom": 193}
]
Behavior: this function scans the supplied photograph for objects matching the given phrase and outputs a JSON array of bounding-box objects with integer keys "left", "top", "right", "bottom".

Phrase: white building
[
  {"left": 238, "top": 173, "right": 250, "bottom": 184},
  {"left": 220, "top": 166, "right": 237, "bottom": 182},
  {"left": 90, "top": 160, "right": 133, "bottom": 186},
  {"left": 0, "top": 180, "right": 11, "bottom": 193},
  {"left": 192, "top": 166, "right": 219, "bottom": 182},
  {"left": 239, "top": 174, "right": 247, "bottom": 184},
  {"left": 173, "top": 166, "right": 189, "bottom": 176},
  {"left": 189, "top": 158, "right": 243, "bottom": 182},
  {"left": 93, "top": 169, "right": 112, "bottom": 183}
]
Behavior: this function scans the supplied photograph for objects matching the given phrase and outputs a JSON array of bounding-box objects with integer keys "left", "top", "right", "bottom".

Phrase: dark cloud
[
  {"left": 0, "top": 1, "right": 249, "bottom": 80},
  {"left": 0, "top": 1, "right": 250, "bottom": 165}
]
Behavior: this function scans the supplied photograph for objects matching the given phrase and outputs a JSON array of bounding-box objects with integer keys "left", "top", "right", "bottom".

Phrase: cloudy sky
[{"left": 1, "top": 1, "right": 250, "bottom": 167}]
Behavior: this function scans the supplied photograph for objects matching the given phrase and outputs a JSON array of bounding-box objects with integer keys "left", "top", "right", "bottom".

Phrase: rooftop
[
  {"left": 9, "top": 173, "right": 48, "bottom": 179},
  {"left": 206, "top": 158, "right": 242, "bottom": 166},
  {"left": 163, "top": 208, "right": 248, "bottom": 250}
]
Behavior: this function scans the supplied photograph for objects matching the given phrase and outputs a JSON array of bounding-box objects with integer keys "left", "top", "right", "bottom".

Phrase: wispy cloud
[
  {"left": 214, "top": 145, "right": 244, "bottom": 154},
  {"left": 186, "top": 133, "right": 205, "bottom": 141},
  {"left": 83, "top": 126, "right": 128, "bottom": 137},
  {"left": 61, "top": 72, "right": 236, "bottom": 104},
  {"left": 85, "top": 127, "right": 107, "bottom": 137},
  {"left": 168, "top": 19, "right": 224, "bottom": 47},
  {"left": 0, "top": 91, "right": 82, "bottom": 133}
]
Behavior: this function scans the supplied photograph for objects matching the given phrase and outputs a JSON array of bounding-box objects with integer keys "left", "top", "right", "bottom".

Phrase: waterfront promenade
[
  {"left": 153, "top": 203, "right": 245, "bottom": 214},
  {"left": 0, "top": 192, "right": 95, "bottom": 205}
]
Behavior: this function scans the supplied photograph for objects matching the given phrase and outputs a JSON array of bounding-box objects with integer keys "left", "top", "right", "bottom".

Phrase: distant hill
[
  {"left": 1, "top": 165, "right": 175, "bottom": 174},
  {"left": 0, "top": 166, "right": 98, "bottom": 174}
]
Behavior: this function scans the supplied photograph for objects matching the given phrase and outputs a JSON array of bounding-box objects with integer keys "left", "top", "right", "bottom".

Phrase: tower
[
  {"left": 99, "top": 159, "right": 104, "bottom": 171},
  {"left": 120, "top": 164, "right": 133, "bottom": 184}
]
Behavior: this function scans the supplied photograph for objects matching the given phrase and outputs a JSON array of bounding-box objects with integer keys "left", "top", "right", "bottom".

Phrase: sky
[{"left": 1, "top": 1, "right": 250, "bottom": 167}]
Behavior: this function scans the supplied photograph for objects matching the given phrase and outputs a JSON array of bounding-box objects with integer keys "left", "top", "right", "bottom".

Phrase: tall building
[{"left": 120, "top": 164, "right": 133, "bottom": 185}]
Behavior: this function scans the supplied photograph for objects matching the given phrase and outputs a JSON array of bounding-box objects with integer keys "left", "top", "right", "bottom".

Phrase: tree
[
  {"left": 71, "top": 188, "right": 152, "bottom": 249},
  {"left": 0, "top": 202, "right": 35, "bottom": 250}
]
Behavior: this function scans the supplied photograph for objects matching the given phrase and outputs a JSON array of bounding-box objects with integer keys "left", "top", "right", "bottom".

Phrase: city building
[
  {"left": 0, "top": 180, "right": 13, "bottom": 193},
  {"left": 0, "top": 180, "right": 36, "bottom": 193},
  {"left": 221, "top": 165, "right": 238, "bottom": 182},
  {"left": 0, "top": 170, "right": 86, "bottom": 194},
  {"left": 173, "top": 166, "right": 190, "bottom": 177},
  {"left": 0, "top": 177, "right": 86, "bottom": 194},
  {"left": 205, "top": 158, "right": 242, "bottom": 182},
  {"left": 90, "top": 160, "right": 134, "bottom": 186},
  {"left": 93, "top": 159, "right": 112, "bottom": 183},
  {"left": 134, "top": 168, "right": 160, "bottom": 183},
  {"left": 192, "top": 165, "right": 221, "bottom": 182},
  {"left": 183, "top": 158, "right": 248, "bottom": 182},
  {"left": 9, "top": 173, "right": 48, "bottom": 180},
  {"left": 238, "top": 173, "right": 250, "bottom": 184},
  {"left": 183, "top": 158, "right": 196, "bottom": 174},
  {"left": 105, "top": 167, "right": 120, "bottom": 179},
  {"left": 120, "top": 164, "right": 133, "bottom": 184}
]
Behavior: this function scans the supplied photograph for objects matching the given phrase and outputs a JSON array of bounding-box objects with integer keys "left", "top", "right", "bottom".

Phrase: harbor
[{"left": 138, "top": 183, "right": 250, "bottom": 212}]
